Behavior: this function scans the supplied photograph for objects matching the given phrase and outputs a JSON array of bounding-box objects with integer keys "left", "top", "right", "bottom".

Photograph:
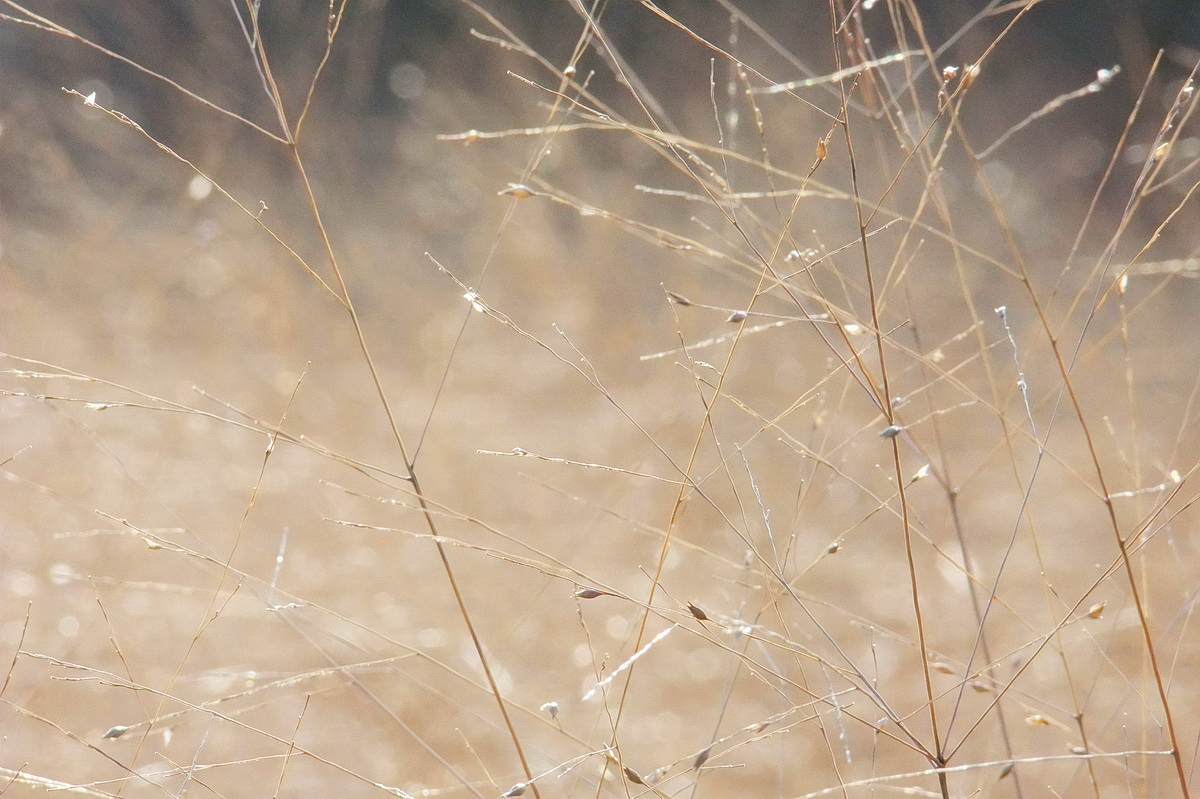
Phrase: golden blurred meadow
[{"left": 2, "top": 2, "right": 1200, "bottom": 797}]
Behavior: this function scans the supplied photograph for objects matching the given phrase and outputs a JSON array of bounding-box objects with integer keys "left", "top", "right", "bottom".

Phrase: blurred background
[{"left": 2, "top": 2, "right": 1200, "bottom": 797}]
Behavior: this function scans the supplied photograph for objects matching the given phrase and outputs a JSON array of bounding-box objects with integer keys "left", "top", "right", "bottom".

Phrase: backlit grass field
[{"left": 2, "top": 2, "right": 1199, "bottom": 797}]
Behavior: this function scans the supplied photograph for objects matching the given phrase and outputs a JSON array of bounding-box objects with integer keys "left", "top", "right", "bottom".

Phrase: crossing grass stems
[{"left": 1, "top": 2, "right": 1199, "bottom": 798}]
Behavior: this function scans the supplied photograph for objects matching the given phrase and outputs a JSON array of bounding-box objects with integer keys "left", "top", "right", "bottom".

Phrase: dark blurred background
[
  {"left": 3, "top": 0, "right": 1198, "bottom": 371},
  {"left": 2, "top": 0, "right": 1198, "bottom": 230}
]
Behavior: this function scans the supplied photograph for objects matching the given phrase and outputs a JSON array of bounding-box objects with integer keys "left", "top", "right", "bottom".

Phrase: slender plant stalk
[{"left": 244, "top": 4, "right": 543, "bottom": 796}]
